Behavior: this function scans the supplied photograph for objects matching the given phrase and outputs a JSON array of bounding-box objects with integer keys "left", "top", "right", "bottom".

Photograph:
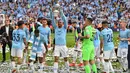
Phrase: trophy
[{"left": 53, "top": 0, "right": 61, "bottom": 17}]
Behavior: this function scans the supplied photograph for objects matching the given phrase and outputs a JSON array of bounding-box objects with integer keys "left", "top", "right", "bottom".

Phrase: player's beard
[{"left": 42, "top": 23, "right": 47, "bottom": 27}]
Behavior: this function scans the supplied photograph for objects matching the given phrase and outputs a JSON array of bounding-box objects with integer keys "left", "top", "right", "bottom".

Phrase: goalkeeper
[{"left": 79, "top": 18, "right": 97, "bottom": 73}]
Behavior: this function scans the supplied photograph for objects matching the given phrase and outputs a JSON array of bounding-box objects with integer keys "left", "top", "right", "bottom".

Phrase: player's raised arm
[
  {"left": 50, "top": 8, "right": 57, "bottom": 28},
  {"left": 60, "top": 8, "right": 68, "bottom": 29}
]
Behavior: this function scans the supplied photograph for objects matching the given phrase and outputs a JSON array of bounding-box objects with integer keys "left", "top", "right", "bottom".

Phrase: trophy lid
[{"left": 54, "top": 4, "right": 60, "bottom": 7}]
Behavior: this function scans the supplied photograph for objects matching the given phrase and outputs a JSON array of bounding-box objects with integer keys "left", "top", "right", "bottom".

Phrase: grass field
[
  {"left": 0, "top": 32, "right": 119, "bottom": 61},
  {"left": 51, "top": 32, "right": 119, "bottom": 47}
]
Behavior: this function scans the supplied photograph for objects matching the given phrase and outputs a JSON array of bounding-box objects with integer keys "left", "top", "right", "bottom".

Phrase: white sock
[
  {"left": 40, "top": 63, "right": 44, "bottom": 69},
  {"left": 65, "top": 61, "right": 69, "bottom": 71},
  {"left": 78, "top": 52, "right": 83, "bottom": 63},
  {"left": 73, "top": 51, "right": 77, "bottom": 63},
  {"left": 109, "top": 61, "right": 114, "bottom": 72},
  {"left": 101, "top": 58, "right": 105, "bottom": 67},
  {"left": 104, "top": 62, "right": 109, "bottom": 73},
  {"left": 53, "top": 62, "right": 58, "bottom": 73},
  {"left": 123, "top": 57, "right": 128, "bottom": 70},
  {"left": 118, "top": 58, "right": 124, "bottom": 69},
  {"left": 30, "top": 62, "right": 34, "bottom": 70},
  {"left": 11, "top": 61, "right": 16, "bottom": 69},
  {"left": 96, "top": 58, "right": 100, "bottom": 68},
  {"left": 17, "top": 65, "right": 21, "bottom": 71}
]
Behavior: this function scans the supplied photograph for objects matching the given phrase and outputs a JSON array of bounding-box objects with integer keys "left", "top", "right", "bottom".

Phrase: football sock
[
  {"left": 79, "top": 52, "right": 83, "bottom": 63},
  {"left": 92, "top": 64, "right": 97, "bottom": 73},
  {"left": 104, "top": 62, "right": 109, "bottom": 73},
  {"left": 84, "top": 65, "right": 91, "bottom": 73},
  {"left": 73, "top": 51, "right": 77, "bottom": 63},
  {"left": 96, "top": 58, "right": 100, "bottom": 69},
  {"left": 40, "top": 63, "right": 44, "bottom": 69},
  {"left": 30, "top": 62, "right": 34, "bottom": 70},
  {"left": 109, "top": 61, "right": 114, "bottom": 72},
  {"left": 53, "top": 62, "right": 58, "bottom": 73},
  {"left": 17, "top": 65, "right": 21, "bottom": 71},
  {"left": 11, "top": 61, "right": 16, "bottom": 69},
  {"left": 65, "top": 61, "right": 70, "bottom": 71},
  {"left": 122, "top": 57, "right": 128, "bottom": 70}
]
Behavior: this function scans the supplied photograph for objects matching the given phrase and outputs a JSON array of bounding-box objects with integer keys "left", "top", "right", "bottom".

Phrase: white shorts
[
  {"left": 41, "top": 44, "right": 46, "bottom": 54},
  {"left": 54, "top": 45, "right": 68, "bottom": 57},
  {"left": 95, "top": 47, "right": 100, "bottom": 58},
  {"left": 30, "top": 49, "right": 44, "bottom": 58},
  {"left": 117, "top": 48, "right": 128, "bottom": 58},
  {"left": 103, "top": 49, "right": 116, "bottom": 59},
  {"left": 74, "top": 43, "right": 82, "bottom": 51},
  {"left": 11, "top": 48, "right": 23, "bottom": 58},
  {"left": 33, "top": 48, "right": 45, "bottom": 57},
  {"left": 30, "top": 44, "right": 46, "bottom": 57},
  {"left": 22, "top": 43, "right": 25, "bottom": 49},
  {"left": 37, "top": 51, "right": 44, "bottom": 57}
]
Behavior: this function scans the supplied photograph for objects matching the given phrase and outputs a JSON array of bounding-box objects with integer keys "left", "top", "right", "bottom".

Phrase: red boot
[{"left": 69, "top": 63, "right": 76, "bottom": 67}]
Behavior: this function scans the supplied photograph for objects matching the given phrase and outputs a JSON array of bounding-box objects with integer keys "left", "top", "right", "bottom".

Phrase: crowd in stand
[
  {"left": 0, "top": 0, "right": 130, "bottom": 30},
  {"left": 0, "top": 0, "right": 130, "bottom": 73}
]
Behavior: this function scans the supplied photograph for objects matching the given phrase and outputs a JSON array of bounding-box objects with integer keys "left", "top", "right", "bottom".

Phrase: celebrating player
[
  {"left": 50, "top": 8, "right": 69, "bottom": 73},
  {"left": 37, "top": 17, "right": 51, "bottom": 70},
  {"left": 28, "top": 29, "right": 47, "bottom": 73},
  {"left": 69, "top": 21, "right": 83, "bottom": 67},
  {"left": 117, "top": 19, "right": 130, "bottom": 72},
  {"left": 100, "top": 21, "right": 115, "bottom": 73},
  {"left": 11, "top": 21, "right": 28, "bottom": 72},
  {"left": 93, "top": 25, "right": 104, "bottom": 70},
  {"left": 79, "top": 18, "right": 97, "bottom": 73}
]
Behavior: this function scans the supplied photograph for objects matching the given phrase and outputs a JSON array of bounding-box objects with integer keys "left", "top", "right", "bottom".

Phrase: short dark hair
[
  {"left": 72, "top": 21, "right": 77, "bottom": 24},
  {"left": 34, "top": 29, "right": 39, "bottom": 34},
  {"left": 37, "top": 17, "right": 43, "bottom": 22},
  {"left": 102, "top": 21, "right": 109, "bottom": 25},
  {"left": 87, "top": 18, "right": 93, "bottom": 22},
  {"left": 17, "top": 21, "right": 24, "bottom": 26}
]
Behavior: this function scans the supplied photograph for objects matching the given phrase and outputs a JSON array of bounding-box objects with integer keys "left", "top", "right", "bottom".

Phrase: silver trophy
[{"left": 53, "top": 2, "right": 61, "bottom": 17}]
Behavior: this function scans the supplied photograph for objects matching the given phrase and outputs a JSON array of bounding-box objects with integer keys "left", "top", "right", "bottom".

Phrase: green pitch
[{"left": 0, "top": 32, "right": 119, "bottom": 61}]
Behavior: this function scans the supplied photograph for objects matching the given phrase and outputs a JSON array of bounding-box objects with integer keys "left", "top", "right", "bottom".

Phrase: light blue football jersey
[
  {"left": 29, "top": 33, "right": 45, "bottom": 61},
  {"left": 31, "top": 33, "right": 45, "bottom": 52},
  {"left": 38, "top": 26, "right": 51, "bottom": 45},
  {"left": 94, "top": 29, "right": 100, "bottom": 48},
  {"left": 100, "top": 28, "right": 114, "bottom": 51},
  {"left": 23, "top": 27, "right": 30, "bottom": 42},
  {"left": 51, "top": 8, "right": 68, "bottom": 45},
  {"left": 118, "top": 29, "right": 130, "bottom": 49},
  {"left": 12, "top": 29, "right": 26, "bottom": 49}
]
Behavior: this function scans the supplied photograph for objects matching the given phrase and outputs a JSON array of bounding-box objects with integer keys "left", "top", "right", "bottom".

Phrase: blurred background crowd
[{"left": 0, "top": 0, "right": 130, "bottom": 32}]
